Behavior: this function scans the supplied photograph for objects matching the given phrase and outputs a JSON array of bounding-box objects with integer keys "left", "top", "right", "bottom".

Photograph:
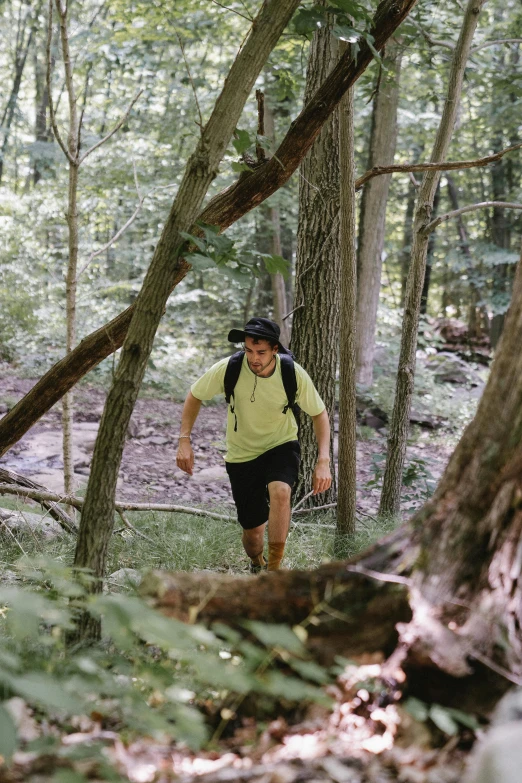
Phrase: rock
[
  {"left": 361, "top": 413, "right": 386, "bottom": 430},
  {"left": 409, "top": 410, "right": 445, "bottom": 429},
  {"left": 465, "top": 722, "right": 522, "bottom": 783},
  {"left": 74, "top": 422, "right": 100, "bottom": 432},
  {"left": 5, "top": 698, "right": 39, "bottom": 742},
  {"left": 141, "top": 435, "right": 170, "bottom": 446},
  {"left": 0, "top": 510, "right": 64, "bottom": 539},
  {"left": 108, "top": 568, "right": 141, "bottom": 589},
  {"left": 427, "top": 352, "right": 475, "bottom": 385},
  {"left": 192, "top": 466, "right": 228, "bottom": 483},
  {"left": 137, "top": 427, "right": 155, "bottom": 439}
]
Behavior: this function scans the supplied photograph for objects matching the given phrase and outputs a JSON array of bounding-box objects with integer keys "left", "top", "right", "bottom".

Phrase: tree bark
[
  {"left": 419, "top": 182, "right": 440, "bottom": 315},
  {"left": 72, "top": 0, "right": 304, "bottom": 642},
  {"left": 355, "top": 43, "right": 402, "bottom": 387},
  {"left": 336, "top": 55, "right": 357, "bottom": 538},
  {"left": 291, "top": 5, "right": 339, "bottom": 505},
  {"left": 379, "top": 0, "right": 487, "bottom": 517},
  {"left": 55, "top": 0, "right": 80, "bottom": 509},
  {"left": 0, "top": 0, "right": 419, "bottom": 460}
]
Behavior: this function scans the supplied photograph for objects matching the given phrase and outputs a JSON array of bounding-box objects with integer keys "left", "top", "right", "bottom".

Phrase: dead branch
[
  {"left": 78, "top": 89, "right": 142, "bottom": 164},
  {"left": 0, "top": 469, "right": 76, "bottom": 534},
  {"left": 423, "top": 200, "right": 522, "bottom": 234},
  {"left": 355, "top": 141, "right": 522, "bottom": 190},
  {"left": 46, "top": 0, "right": 73, "bottom": 163}
]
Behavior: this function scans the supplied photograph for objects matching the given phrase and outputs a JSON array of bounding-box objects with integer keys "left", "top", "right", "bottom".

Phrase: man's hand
[
  {"left": 312, "top": 456, "right": 332, "bottom": 495},
  {"left": 176, "top": 439, "right": 195, "bottom": 476}
]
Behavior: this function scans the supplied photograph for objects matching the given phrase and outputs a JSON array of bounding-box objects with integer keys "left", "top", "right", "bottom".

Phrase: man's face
[{"left": 244, "top": 336, "right": 278, "bottom": 375}]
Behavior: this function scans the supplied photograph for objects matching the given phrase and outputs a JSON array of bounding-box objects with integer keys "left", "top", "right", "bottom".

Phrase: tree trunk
[
  {"left": 291, "top": 7, "right": 340, "bottom": 505},
  {"left": 399, "top": 177, "right": 417, "bottom": 308},
  {"left": 55, "top": 0, "right": 80, "bottom": 509},
  {"left": 355, "top": 43, "right": 402, "bottom": 387},
  {"left": 0, "top": 0, "right": 419, "bottom": 459},
  {"left": 336, "top": 54, "right": 357, "bottom": 538},
  {"left": 446, "top": 174, "right": 487, "bottom": 338},
  {"left": 263, "top": 100, "right": 290, "bottom": 346},
  {"left": 72, "top": 0, "right": 304, "bottom": 642},
  {"left": 0, "top": 6, "right": 38, "bottom": 183},
  {"left": 379, "top": 0, "right": 486, "bottom": 518},
  {"left": 419, "top": 182, "right": 440, "bottom": 315}
]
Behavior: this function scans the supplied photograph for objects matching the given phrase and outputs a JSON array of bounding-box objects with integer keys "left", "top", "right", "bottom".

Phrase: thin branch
[
  {"left": 78, "top": 180, "right": 178, "bottom": 277},
  {"left": 117, "top": 508, "right": 155, "bottom": 544},
  {"left": 282, "top": 303, "right": 304, "bottom": 321},
  {"left": 209, "top": 0, "right": 253, "bottom": 22},
  {"left": 0, "top": 483, "right": 234, "bottom": 522},
  {"left": 471, "top": 38, "right": 522, "bottom": 54},
  {"left": 411, "top": 19, "right": 455, "bottom": 51},
  {"left": 424, "top": 201, "right": 522, "bottom": 235},
  {"left": 176, "top": 33, "right": 203, "bottom": 132},
  {"left": 78, "top": 89, "right": 143, "bottom": 164},
  {"left": 292, "top": 503, "right": 337, "bottom": 515},
  {"left": 46, "top": 0, "right": 74, "bottom": 163},
  {"left": 291, "top": 490, "right": 314, "bottom": 513},
  {"left": 346, "top": 564, "right": 412, "bottom": 586},
  {"left": 355, "top": 141, "right": 522, "bottom": 191}
]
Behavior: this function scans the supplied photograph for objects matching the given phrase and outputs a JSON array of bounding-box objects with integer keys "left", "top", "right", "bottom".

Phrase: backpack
[{"left": 224, "top": 350, "right": 301, "bottom": 432}]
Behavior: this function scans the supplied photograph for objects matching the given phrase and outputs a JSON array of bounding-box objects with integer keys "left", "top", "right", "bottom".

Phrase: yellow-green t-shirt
[{"left": 190, "top": 354, "right": 325, "bottom": 462}]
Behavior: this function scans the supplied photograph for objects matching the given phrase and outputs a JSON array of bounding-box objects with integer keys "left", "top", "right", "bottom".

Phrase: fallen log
[{"left": 140, "top": 526, "right": 415, "bottom": 664}]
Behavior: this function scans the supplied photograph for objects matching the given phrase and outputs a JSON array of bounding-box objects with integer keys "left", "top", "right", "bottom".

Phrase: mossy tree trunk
[
  {"left": 336, "top": 52, "right": 357, "bottom": 538},
  {"left": 291, "top": 6, "right": 340, "bottom": 505},
  {"left": 379, "top": 0, "right": 487, "bottom": 517}
]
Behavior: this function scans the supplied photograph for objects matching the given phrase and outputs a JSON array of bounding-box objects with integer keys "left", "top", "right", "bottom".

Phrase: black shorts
[{"left": 225, "top": 440, "right": 301, "bottom": 530}]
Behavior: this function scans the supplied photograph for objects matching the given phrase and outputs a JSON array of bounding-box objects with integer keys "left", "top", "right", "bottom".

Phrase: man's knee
[{"left": 268, "top": 481, "right": 291, "bottom": 506}]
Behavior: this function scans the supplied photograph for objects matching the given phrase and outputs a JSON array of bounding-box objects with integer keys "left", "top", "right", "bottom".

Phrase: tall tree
[
  {"left": 72, "top": 0, "right": 304, "bottom": 641},
  {"left": 291, "top": 5, "right": 340, "bottom": 505},
  {"left": 379, "top": 0, "right": 487, "bottom": 517},
  {"left": 336, "top": 48, "right": 357, "bottom": 538},
  {"left": 355, "top": 41, "right": 402, "bottom": 387}
]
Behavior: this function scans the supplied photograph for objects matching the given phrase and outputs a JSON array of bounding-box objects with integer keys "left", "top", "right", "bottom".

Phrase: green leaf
[
  {"left": 328, "top": 0, "right": 368, "bottom": 20},
  {"left": 362, "top": 31, "right": 381, "bottom": 61},
  {"left": 429, "top": 704, "right": 459, "bottom": 735},
  {"left": 260, "top": 671, "right": 331, "bottom": 705},
  {"left": 244, "top": 621, "right": 306, "bottom": 655},
  {"left": 9, "top": 673, "right": 82, "bottom": 713},
  {"left": 232, "top": 129, "right": 252, "bottom": 155},
  {"left": 403, "top": 696, "right": 429, "bottom": 722},
  {"left": 446, "top": 707, "right": 479, "bottom": 731},
  {"left": 0, "top": 704, "right": 17, "bottom": 761},
  {"left": 293, "top": 6, "right": 327, "bottom": 35},
  {"left": 231, "top": 161, "right": 252, "bottom": 173},
  {"left": 332, "top": 24, "right": 360, "bottom": 43},
  {"left": 261, "top": 254, "right": 290, "bottom": 278},
  {"left": 287, "top": 658, "right": 330, "bottom": 684}
]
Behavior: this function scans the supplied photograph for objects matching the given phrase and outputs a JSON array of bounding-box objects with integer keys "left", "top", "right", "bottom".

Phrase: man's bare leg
[
  {"left": 267, "top": 481, "right": 292, "bottom": 570},
  {"left": 242, "top": 523, "right": 267, "bottom": 568}
]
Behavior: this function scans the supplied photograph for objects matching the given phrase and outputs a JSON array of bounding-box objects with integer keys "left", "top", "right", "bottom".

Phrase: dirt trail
[{"left": 0, "top": 373, "right": 453, "bottom": 515}]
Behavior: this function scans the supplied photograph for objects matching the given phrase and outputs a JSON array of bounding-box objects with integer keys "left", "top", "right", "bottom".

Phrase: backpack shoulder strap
[
  {"left": 224, "top": 351, "right": 244, "bottom": 405},
  {"left": 279, "top": 354, "right": 299, "bottom": 415}
]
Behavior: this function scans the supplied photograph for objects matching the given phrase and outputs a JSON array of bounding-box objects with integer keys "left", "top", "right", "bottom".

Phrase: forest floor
[
  {"left": 0, "top": 366, "right": 488, "bottom": 783},
  {"left": 0, "top": 371, "right": 459, "bottom": 518}
]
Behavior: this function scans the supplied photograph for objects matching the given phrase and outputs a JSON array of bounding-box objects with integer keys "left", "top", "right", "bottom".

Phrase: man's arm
[
  {"left": 311, "top": 409, "right": 332, "bottom": 495},
  {"left": 176, "top": 391, "right": 202, "bottom": 476}
]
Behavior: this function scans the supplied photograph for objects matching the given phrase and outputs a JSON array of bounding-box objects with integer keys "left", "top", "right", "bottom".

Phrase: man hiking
[{"left": 176, "top": 317, "right": 332, "bottom": 572}]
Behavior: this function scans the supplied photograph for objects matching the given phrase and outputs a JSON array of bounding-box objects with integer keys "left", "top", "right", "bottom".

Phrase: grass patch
[{"left": 0, "top": 503, "right": 401, "bottom": 577}]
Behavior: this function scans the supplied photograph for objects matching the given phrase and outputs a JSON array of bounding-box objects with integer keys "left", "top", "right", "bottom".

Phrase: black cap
[{"left": 228, "top": 317, "right": 291, "bottom": 354}]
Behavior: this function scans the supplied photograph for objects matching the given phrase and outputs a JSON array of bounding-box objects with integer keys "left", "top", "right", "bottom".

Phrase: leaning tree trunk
[
  {"left": 379, "top": 0, "right": 487, "bottom": 517},
  {"left": 355, "top": 42, "right": 402, "bottom": 387},
  {"left": 291, "top": 6, "right": 340, "bottom": 505},
  {"left": 0, "top": 0, "right": 418, "bottom": 459},
  {"left": 146, "top": 249, "right": 522, "bottom": 714},
  {"left": 72, "top": 0, "right": 304, "bottom": 642}
]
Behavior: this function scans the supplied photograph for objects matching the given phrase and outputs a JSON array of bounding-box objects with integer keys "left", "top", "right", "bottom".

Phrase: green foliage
[{"left": 403, "top": 696, "right": 480, "bottom": 736}]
